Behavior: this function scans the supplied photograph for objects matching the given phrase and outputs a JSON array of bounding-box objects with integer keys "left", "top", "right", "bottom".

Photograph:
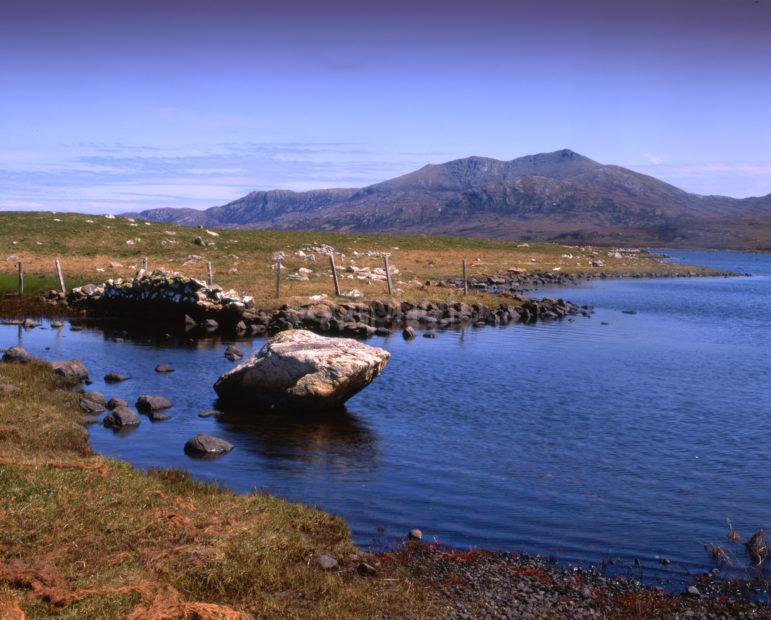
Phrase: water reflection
[{"left": 214, "top": 405, "right": 378, "bottom": 469}]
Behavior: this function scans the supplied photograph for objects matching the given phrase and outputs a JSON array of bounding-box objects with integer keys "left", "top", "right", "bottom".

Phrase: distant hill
[{"left": 131, "top": 149, "right": 771, "bottom": 249}]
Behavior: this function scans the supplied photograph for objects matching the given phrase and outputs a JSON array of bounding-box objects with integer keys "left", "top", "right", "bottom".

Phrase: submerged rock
[
  {"left": 104, "top": 372, "right": 129, "bottom": 383},
  {"left": 107, "top": 397, "right": 128, "bottom": 410},
  {"left": 103, "top": 406, "right": 140, "bottom": 428},
  {"left": 136, "top": 395, "right": 172, "bottom": 413},
  {"left": 184, "top": 433, "right": 233, "bottom": 456},
  {"left": 213, "top": 329, "right": 390, "bottom": 411},
  {"left": 155, "top": 363, "right": 175, "bottom": 373},
  {"left": 224, "top": 345, "right": 244, "bottom": 361}
]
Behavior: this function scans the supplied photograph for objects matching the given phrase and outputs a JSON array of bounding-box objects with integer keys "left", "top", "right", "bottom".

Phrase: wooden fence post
[
  {"left": 17, "top": 261, "right": 23, "bottom": 296},
  {"left": 462, "top": 258, "right": 468, "bottom": 295},
  {"left": 142, "top": 256, "right": 148, "bottom": 271},
  {"left": 329, "top": 254, "right": 341, "bottom": 296},
  {"left": 55, "top": 259, "right": 66, "bottom": 295},
  {"left": 384, "top": 255, "right": 393, "bottom": 297},
  {"left": 207, "top": 261, "right": 214, "bottom": 286},
  {"left": 275, "top": 259, "right": 281, "bottom": 298}
]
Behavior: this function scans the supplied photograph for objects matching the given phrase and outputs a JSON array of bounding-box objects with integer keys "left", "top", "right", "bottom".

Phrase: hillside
[{"left": 132, "top": 149, "right": 771, "bottom": 250}]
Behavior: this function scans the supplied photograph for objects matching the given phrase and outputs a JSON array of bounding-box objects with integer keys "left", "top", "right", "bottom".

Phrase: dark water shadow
[{"left": 213, "top": 403, "right": 379, "bottom": 467}]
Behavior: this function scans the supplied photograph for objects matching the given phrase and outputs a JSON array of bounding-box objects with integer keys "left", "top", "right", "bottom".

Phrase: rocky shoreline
[
  {"left": 38, "top": 269, "right": 596, "bottom": 338},
  {"left": 383, "top": 544, "right": 770, "bottom": 619}
]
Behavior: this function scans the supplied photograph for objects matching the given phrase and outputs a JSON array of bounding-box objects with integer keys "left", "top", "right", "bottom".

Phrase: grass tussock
[
  {"left": 0, "top": 212, "right": 717, "bottom": 309},
  {"left": 0, "top": 362, "right": 433, "bottom": 619}
]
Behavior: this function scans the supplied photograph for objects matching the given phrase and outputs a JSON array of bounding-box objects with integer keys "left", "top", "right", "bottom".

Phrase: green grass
[
  {"left": 0, "top": 211, "right": 718, "bottom": 308},
  {"left": 0, "top": 362, "right": 431, "bottom": 618}
]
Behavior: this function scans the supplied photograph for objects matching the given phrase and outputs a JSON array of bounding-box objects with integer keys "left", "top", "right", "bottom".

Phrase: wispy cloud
[
  {"left": 0, "top": 142, "right": 447, "bottom": 214},
  {"left": 630, "top": 161, "right": 771, "bottom": 197}
]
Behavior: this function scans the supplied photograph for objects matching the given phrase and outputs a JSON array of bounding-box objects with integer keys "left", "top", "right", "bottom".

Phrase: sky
[{"left": 1, "top": 0, "right": 770, "bottom": 213}]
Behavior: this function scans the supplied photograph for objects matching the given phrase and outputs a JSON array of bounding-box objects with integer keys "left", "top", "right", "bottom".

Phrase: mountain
[{"left": 132, "top": 149, "right": 771, "bottom": 249}]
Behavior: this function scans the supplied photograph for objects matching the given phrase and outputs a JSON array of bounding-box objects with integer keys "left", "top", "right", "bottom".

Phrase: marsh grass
[{"left": 0, "top": 362, "right": 432, "bottom": 618}]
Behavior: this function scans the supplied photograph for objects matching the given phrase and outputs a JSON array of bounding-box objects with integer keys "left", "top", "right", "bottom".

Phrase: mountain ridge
[{"left": 130, "top": 149, "right": 771, "bottom": 250}]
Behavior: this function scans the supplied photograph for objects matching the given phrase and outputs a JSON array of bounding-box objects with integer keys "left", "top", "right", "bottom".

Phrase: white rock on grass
[{"left": 213, "top": 330, "right": 390, "bottom": 411}]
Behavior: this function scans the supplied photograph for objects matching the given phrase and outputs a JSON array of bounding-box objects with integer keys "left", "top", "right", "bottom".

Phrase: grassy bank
[
  {"left": 0, "top": 362, "right": 431, "bottom": 619},
  {"left": 0, "top": 212, "right": 719, "bottom": 310}
]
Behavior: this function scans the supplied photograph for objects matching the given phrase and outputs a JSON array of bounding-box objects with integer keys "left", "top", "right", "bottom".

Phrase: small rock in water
[
  {"left": 103, "top": 406, "right": 140, "bottom": 428},
  {"left": 423, "top": 331, "right": 437, "bottom": 339},
  {"left": 621, "top": 309, "right": 637, "bottom": 315},
  {"left": 155, "top": 363, "right": 174, "bottom": 373},
  {"left": 79, "top": 398, "right": 105, "bottom": 415},
  {"left": 83, "top": 391, "right": 105, "bottom": 404},
  {"left": 104, "top": 372, "right": 129, "bottom": 383},
  {"left": 375, "top": 327, "right": 391, "bottom": 337},
  {"left": 149, "top": 411, "right": 170, "bottom": 422},
  {"left": 402, "top": 326, "right": 416, "bottom": 340},
  {"left": 22, "top": 318, "right": 39, "bottom": 329},
  {"left": 317, "top": 554, "right": 338, "bottom": 570},
  {"left": 408, "top": 528, "right": 423, "bottom": 541},
  {"left": 50, "top": 321, "right": 64, "bottom": 328},
  {"left": 107, "top": 397, "right": 128, "bottom": 410},
  {"left": 224, "top": 345, "right": 243, "bottom": 361},
  {"left": 198, "top": 410, "right": 222, "bottom": 418},
  {"left": 136, "top": 395, "right": 172, "bottom": 413},
  {"left": 184, "top": 434, "right": 233, "bottom": 457}
]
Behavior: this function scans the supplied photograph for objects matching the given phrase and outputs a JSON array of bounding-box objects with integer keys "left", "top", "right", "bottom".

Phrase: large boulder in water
[{"left": 213, "top": 329, "right": 390, "bottom": 411}]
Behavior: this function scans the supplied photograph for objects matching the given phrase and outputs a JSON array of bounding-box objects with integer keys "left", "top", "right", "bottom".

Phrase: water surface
[{"left": 2, "top": 249, "right": 769, "bottom": 583}]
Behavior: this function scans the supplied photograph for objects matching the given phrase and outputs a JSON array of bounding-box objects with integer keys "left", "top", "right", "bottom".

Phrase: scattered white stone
[
  {"left": 127, "top": 218, "right": 135, "bottom": 222},
  {"left": 343, "top": 289, "right": 363, "bottom": 298},
  {"left": 126, "top": 240, "right": 135, "bottom": 245},
  {"left": 164, "top": 230, "right": 176, "bottom": 236},
  {"left": 552, "top": 267, "right": 562, "bottom": 271},
  {"left": 104, "top": 214, "right": 116, "bottom": 219},
  {"left": 96, "top": 268, "right": 105, "bottom": 272},
  {"left": 53, "top": 218, "right": 61, "bottom": 222},
  {"left": 85, "top": 219, "right": 95, "bottom": 224},
  {"left": 205, "top": 229, "right": 219, "bottom": 237}
]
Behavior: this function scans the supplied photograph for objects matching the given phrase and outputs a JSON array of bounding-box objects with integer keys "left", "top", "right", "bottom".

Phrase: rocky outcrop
[
  {"left": 40, "top": 269, "right": 597, "bottom": 337},
  {"left": 214, "top": 330, "right": 390, "bottom": 411},
  {"left": 59, "top": 270, "right": 255, "bottom": 329},
  {"left": 50, "top": 360, "right": 89, "bottom": 383},
  {"left": 2, "top": 346, "right": 32, "bottom": 364}
]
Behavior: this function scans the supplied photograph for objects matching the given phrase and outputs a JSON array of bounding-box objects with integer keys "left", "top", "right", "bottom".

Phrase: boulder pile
[
  {"left": 54, "top": 270, "right": 255, "bottom": 328},
  {"left": 38, "top": 269, "right": 590, "bottom": 337}
]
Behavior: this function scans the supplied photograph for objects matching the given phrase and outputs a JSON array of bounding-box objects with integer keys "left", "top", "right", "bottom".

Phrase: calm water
[{"left": 2, "top": 249, "right": 770, "bottom": 583}]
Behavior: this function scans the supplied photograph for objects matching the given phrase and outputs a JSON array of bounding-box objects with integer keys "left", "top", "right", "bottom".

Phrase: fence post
[
  {"left": 275, "top": 258, "right": 281, "bottom": 298},
  {"left": 142, "top": 256, "right": 148, "bottom": 271},
  {"left": 55, "top": 259, "right": 66, "bottom": 295},
  {"left": 384, "top": 254, "right": 393, "bottom": 297},
  {"left": 329, "top": 254, "right": 341, "bottom": 296},
  {"left": 462, "top": 258, "right": 468, "bottom": 295},
  {"left": 17, "top": 261, "right": 23, "bottom": 296},
  {"left": 207, "top": 261, "right": 214, "bottom": 286}
]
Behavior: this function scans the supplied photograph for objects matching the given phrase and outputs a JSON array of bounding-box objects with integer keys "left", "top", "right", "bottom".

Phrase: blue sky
[{"left": 1, "top": 0, "right": 770, "bottom": 213}]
